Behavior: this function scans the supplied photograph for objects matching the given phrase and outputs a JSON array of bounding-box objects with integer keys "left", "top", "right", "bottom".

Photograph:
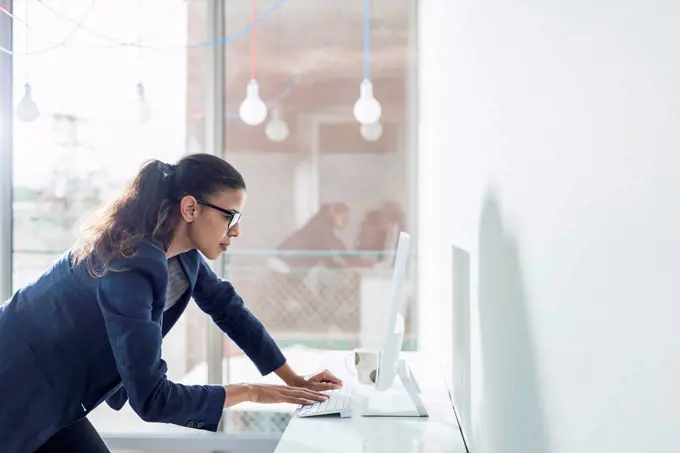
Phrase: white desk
[
  {"left": 274, "top": 352, "right": 467, "bottom": 453},
  {"left": 96, "top": 349, "right": 466, "bottom": 453}
]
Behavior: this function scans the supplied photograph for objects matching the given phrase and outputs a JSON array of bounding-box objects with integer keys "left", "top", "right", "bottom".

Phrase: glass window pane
[
  {"left": 10, "top": 0, "right": 418, "bottom": 444},
  {"left": 196, "top": 0, "right": 418, "bottom": 436},
  {"left": 11, "top": 0, "right": 207, "bottom": 441}
]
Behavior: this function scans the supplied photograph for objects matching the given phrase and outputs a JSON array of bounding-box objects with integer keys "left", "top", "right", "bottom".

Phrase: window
[
  {"left": 10, "top": 0, "right": 203, "bottom": 438},
  {"left": 8, "top": 0, "right": 418, "bottom": 444},
  {"left": 191, "top": 0, "right": 419, "bottom": 434}
]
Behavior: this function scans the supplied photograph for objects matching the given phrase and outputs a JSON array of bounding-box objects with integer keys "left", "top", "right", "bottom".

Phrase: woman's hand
[
  {"left": 224, "top": 383, "right": 329, "bottom": 408},
  {"left": 297, "top": 370, "right": 343, "bottom": 391},
  {"left": 249, "top": 384, "right": 329, "bottom": 405},
  {"left": 274, "top": 362, "right": 343, "bottom": 391}
]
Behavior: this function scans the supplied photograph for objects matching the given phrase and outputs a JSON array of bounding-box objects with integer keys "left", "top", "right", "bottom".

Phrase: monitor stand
[{"left": 361, "top": 359, "right": 429, "bottom": 417}]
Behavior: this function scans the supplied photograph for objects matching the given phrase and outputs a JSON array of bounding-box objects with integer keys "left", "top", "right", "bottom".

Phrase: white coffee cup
[{"left": 352, "top": 348, "right": 380, "bottom": 385}]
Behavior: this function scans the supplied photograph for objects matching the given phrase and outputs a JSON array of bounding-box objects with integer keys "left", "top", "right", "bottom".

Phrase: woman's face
[{"left": 182, "top": 188, "right": 247, "bottom": 260}]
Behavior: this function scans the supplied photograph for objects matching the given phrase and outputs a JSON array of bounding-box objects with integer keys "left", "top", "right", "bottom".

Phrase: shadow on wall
[{"left": 477, "top": 191, "right": 550, "bottom": 453}]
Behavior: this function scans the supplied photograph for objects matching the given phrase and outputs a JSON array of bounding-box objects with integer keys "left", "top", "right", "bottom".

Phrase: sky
[{"left": 10, "top": 0, "right": 189, "bottom": 187}]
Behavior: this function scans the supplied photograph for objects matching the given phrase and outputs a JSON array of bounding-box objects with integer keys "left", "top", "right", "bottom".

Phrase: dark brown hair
[{"left": 73, "top": 153, "right": 246, "bottom": 277}]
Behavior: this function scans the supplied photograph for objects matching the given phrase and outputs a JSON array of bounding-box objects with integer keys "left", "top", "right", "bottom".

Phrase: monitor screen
[{"left": 450, "top": 244, "right": 471, "bottom": 449}]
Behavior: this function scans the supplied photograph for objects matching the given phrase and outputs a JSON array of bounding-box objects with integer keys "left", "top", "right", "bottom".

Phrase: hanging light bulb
[
  {"left": 360, "top": 122, "right": 383, "bottom": 142},
  {"left": 353, "top": 79, "right": 382, "bottom": 125},
  {"left": 16, "top": 83, "right": 40, "bottom": 122},
  {"left": 239, "top": 79, "right": 267, "bottom": 126},
  {"left": 265, "top": 107, "right": 289, "bottom": 141},
  {"left": 136, "top": 82, "right": 152, "bottom": 124}
]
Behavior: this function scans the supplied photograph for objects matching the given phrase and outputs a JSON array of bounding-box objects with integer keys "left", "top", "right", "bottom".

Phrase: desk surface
[{"left": 274, "top": 352, "right": 467, "bottom": 453}]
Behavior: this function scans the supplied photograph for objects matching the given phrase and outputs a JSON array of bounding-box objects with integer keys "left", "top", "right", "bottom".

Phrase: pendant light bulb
[
  {"left": 239, "top": 79, "right": 267, "bottom": 126},
  {"left": 16, "top": 83, "right": 40, "bottom": 123},
  {"left": 353, "top": 79, "right": 381, "bottom": 125},
  {"left": 360, "top": 122, "right": 383, "bottom": 141},
  {"left": 136, "top": 82, "right": 153, "bottom": 124},
  {"left": 265, "top": 107, "right": 289, "bottom": 141}
]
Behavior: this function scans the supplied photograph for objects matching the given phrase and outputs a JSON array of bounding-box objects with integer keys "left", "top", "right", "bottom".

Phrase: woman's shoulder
[
  {"left": 73, "top": 239, "right": 169, "bottom": 285},
  {"left": 113, "top": 240, "right": 168, "bottom": 277}
]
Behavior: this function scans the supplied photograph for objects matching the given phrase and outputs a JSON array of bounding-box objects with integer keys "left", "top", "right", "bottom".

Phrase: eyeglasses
[{"left": 195, "top": 199, "right": 242, "bottom": 229}]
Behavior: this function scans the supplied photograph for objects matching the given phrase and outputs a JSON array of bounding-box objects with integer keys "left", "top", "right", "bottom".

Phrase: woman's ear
[{"left": 179, "top": 196, "right": 198, "bottom": 223}]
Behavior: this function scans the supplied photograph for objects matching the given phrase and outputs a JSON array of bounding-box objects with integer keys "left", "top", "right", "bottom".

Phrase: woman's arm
[
  {"left": 225, "top": 383, "right": 328, "bottom": 406},
  {"left": 224, "top": 384, "right": 251, "bottom": 407},
  {"left": 274, "top": 362, "right": 306, "bottom": 387},
  {"left": 192, "top": 256, "right": 289, "bottom": 377},
  {"left": 192, "top": 255, "right": 344, "bottom": 389},
  {"left": 97, "top": 264, "right": 225, "bottom": 430}
]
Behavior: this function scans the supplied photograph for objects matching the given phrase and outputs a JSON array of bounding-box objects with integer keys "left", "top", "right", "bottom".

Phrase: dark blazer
[{"left": 0, "top": 240, "right": 286, "bottom": 453}]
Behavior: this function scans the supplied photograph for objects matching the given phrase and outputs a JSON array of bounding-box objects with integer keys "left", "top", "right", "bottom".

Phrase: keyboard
[{"left": 296, "top": 389, "right": 353, "bottom": 418}]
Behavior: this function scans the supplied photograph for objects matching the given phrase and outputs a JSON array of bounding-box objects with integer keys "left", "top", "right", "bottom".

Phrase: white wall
[{"left": 418, "top": 1, "right": 680, "bottom": 453}]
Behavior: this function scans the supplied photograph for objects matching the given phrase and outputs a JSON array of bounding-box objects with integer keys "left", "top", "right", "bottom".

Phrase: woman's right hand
[
  {"left": 224, "top": 383, "right": 328, "bottom": 408},
  {"left": 249, "top": 384, "right": 329, "bottom": 405}
]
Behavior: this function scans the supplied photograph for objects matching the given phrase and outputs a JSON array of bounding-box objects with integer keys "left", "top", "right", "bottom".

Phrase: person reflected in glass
[
  {"left": 353, "top": 201, "right": 406, "bottom": 267},
  {"left": 268, "top": 203, "right": 356, "bottom": 330},
  {"left": 277, "top": 202, "right": 351, "bottom": 272},
  {"left": 0, "top": 154, "right": 342, "bottom": 453}
]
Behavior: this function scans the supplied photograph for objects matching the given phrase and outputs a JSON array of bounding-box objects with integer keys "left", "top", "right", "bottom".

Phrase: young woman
[{"left": 0, "top": 153, "right": 342, "bottom": 453}]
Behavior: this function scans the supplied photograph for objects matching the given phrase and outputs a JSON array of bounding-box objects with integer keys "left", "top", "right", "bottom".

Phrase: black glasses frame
[{"left": 195, "top": 199, "right": 242, "bottom": 229}]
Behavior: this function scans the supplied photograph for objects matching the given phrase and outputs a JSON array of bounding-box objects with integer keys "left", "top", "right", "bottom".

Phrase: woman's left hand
[{"left": 297, "top": 370, "right": 343, "bottom": 391}]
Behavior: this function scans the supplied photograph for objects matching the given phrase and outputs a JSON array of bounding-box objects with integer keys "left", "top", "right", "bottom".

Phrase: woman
[{"left": 0, "top": 154, "right": 342, "bottom": 453}]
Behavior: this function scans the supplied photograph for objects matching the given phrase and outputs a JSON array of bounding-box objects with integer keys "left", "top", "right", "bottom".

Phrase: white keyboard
[{"left": 296, "top": 389, "right": 353, "bottom": 418}]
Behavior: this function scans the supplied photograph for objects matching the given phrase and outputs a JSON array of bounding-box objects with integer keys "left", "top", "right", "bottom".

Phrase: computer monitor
[
  {"left": 374, "top": 231, "right": 410, "bottom": 392},
  {"left": 361, "top": 231, "right": 427, "bottom": 417},
  {"left": 450, "top": 244, "right": 471, "bottom": 448}
]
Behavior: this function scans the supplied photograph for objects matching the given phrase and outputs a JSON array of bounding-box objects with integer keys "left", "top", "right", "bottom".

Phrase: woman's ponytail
[{"left": 73, "top": 159, "right": 177, "bottom": 277}]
